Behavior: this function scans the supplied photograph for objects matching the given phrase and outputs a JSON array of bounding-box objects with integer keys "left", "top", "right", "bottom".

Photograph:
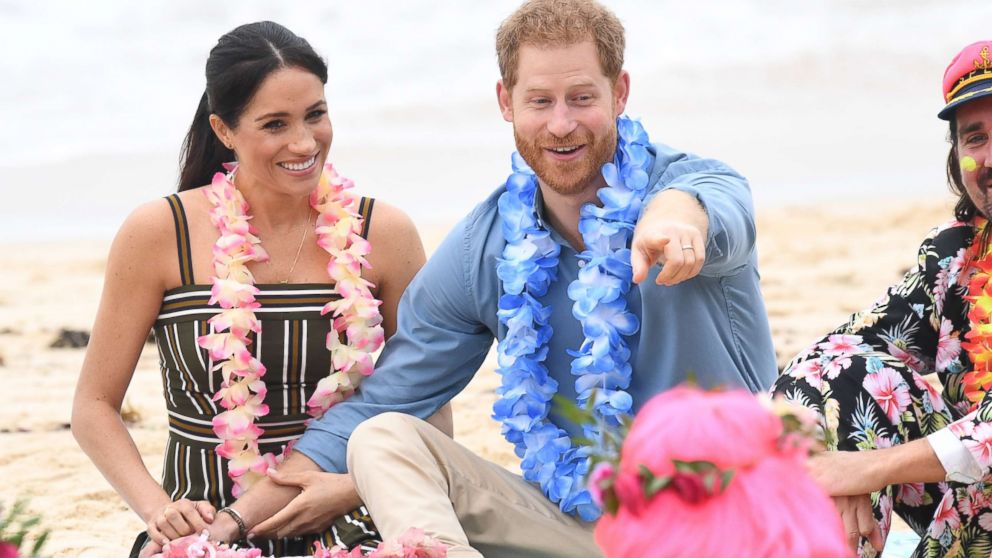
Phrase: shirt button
[{"left": 578, "top": 261, "right": 586, "bottom": 267}]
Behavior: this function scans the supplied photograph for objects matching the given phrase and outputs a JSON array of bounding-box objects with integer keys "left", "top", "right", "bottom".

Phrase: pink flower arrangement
[
  {"left": 152, "top": 532, "right": 264, "bottom": 557},
  {"left": 152, "top": 529, "right": 446, "bottom": 558},
  {"left": 592, "top": 386, "right": 849, "bottom": 558},
  {"left": 314, "top": 528, "right": 446, "bottom": 558}
]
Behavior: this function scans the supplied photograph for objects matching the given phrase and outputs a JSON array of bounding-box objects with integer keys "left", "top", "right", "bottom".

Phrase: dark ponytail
[
  {"left": 178, "top": 91, "right": 234, "bottom": 191},
  {"left": 177, "top": 21, "right": 328, "bottom": 192}
]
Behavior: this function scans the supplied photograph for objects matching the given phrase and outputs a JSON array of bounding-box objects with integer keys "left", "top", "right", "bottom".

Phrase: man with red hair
[{"left": 202, "top": 2, "right": 776, "bottom": 556}]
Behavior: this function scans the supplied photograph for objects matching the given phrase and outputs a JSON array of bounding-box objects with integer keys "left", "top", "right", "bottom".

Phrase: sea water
[{"left": 2, "top": 0, "right": 992, "bottom": 241}]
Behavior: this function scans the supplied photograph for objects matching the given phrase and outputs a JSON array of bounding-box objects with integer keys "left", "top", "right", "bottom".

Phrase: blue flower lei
[{"left": 494, "top": 116, "right": 653, "bottom": 521}]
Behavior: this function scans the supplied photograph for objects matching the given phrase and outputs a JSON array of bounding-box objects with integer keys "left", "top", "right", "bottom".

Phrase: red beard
[{"left": 514, "top": 124, "right": 617, "bottom": 196}]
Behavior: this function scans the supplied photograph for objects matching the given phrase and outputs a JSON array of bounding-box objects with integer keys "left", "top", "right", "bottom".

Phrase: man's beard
[
  {"left": 977, "top": 167, "right": 992, "bottom": 218},
  {"left": 514, "top": 124, "right": 617, "bottom": 196}
]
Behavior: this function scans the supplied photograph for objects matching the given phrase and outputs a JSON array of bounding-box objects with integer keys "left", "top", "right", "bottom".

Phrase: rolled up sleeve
[
  {"left": 642, "top": 146, "right": 756, "bottom": 277},
  {"left": 928, "top": 426, "right": 984, "bottom": 484}
]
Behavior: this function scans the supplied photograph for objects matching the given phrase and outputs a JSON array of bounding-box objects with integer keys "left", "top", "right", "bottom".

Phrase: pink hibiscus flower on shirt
[
  {"left": 822, "top": 356, "right": 852, "bottom": 380},
  {"left": 959, "top": 484, "right": 992, "bottom": 518},
  {"left": 863, "top": 367, "right": 911, "bottom": 424},
  {"left": 912, "top": 373, "right": 946, "bottom": 413},
  {"left": 789, "top": 359, "right": 824, "bottom": 390},
  {"left": 934, "top": 247, "right": 970, "bottom": 316},
  {"left": 950, "top": 412, "right": 978, "bottom": 438},
  {"left": 936, "top": 318, "right": 962, "bottom": 373},
  {"left": 963, "top": 422, "right": 992, "bottom": 469},
  {"left": 817, "top": 334, "right": 864, "bottom": 357},
  {"left": 884, "top": 340, "right": 926, "bottom": 373},
  {"left": 931, "top": 490, "right": 962, "bottom": 539},
  {"left": 898, "top": 482, "right": 926, "bottom": 507},
  {"left": 878, "top": 494, "right": 893, "bottom": 538}
]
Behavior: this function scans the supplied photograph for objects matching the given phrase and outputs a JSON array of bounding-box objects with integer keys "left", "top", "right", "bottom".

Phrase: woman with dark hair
[
  {"left": 71, "top": 21, "right": 450, "bottom": 557},
  {"left": 773, "top": 41, "right": 992, "bottom": 556}
]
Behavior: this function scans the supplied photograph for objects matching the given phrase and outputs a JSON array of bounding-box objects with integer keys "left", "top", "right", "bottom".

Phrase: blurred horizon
[{"left": 3, "top": 0, "right": 992, "bottom": 242}]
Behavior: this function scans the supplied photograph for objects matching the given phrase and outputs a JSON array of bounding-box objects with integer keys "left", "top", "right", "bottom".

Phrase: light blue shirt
[{"left": 295, "top": 143, "right": 777, "bottom": 473}]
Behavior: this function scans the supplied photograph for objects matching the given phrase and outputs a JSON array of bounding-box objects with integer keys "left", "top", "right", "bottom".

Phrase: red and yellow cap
[{"left": 939, "top": 40, "right": 992, "bottom": 120}]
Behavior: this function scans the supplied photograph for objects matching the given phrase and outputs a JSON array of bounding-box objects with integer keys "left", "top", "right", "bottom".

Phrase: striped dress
[{"left": 136, "top": 193, "right": 381, "bottom": 556}]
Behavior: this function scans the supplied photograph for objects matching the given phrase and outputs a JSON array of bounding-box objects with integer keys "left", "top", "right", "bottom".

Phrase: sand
[{"left": 0, "top": 198, "right": 954, "bottom": 556}]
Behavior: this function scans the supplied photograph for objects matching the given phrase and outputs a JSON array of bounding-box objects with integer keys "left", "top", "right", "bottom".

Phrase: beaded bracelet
[{"left": 217, "top": 506, "right": 248, "bottom": 540}]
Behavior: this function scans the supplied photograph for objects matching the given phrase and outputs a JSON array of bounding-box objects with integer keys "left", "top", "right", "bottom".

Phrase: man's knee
[{"left": 347, "top": 412, "right": 424, "bottom": 471}]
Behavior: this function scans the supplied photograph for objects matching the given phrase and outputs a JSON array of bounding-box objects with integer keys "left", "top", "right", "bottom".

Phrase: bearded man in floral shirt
[{"left": 774, "top": 40, "right": 992, "bottom": 558}]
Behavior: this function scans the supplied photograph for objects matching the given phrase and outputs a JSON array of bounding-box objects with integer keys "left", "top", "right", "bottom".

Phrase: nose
[
  {"left": 289, "top": 125, "right": 317, "bottom": 154},
  {"left": 546, "top": 102, "right": 578, "bottom": 138}
]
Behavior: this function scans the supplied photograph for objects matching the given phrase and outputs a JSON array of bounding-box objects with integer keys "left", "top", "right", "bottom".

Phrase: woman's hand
[
  {"left": 250, "top": 470, "right": 361, "bottom": 539},
  {"left": 146, "top": 499, "right": 216, "bottom": 546}
]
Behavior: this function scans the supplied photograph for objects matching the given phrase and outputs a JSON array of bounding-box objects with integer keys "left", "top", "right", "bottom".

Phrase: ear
[
  {"left": 612, "top": 70, "right": 630, "bottom": 117},
  {"left": 209, "top": 114, "right": 234, "bottom": 150},
  {"left": 496, "top": 80, "right": 513, "bottom": 123}
]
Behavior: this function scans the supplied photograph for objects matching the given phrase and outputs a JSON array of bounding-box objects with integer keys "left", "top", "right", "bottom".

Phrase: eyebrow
[
  {"left": 959, "top": 121, "right": 985, "bottom": 137},
  {"left": 522, "top": 80, "right": 599, "bottom": 95},
  {"left": 254, "top": 100, "right": 326, "bottom": 122}
]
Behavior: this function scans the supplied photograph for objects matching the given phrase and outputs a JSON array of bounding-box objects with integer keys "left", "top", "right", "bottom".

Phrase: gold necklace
[{"left": 264, "top": 206, "right": 312, "bottom": 284}]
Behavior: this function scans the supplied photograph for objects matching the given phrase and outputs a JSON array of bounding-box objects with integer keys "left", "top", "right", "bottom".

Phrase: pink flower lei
[{"left": 196, "top": 162, "right": 384, "bottom": 496}]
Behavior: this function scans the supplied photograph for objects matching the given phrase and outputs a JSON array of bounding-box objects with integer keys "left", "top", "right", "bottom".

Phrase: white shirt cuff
[{"left": 927, "top": 427, "right": 984, "bottom": 484}]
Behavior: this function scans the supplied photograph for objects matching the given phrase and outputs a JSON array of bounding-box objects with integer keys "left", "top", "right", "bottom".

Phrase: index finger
[
  {"left": 631, "top": 236, "right": 667, "bottom": 284},
  {"left": 631, "top": 244, "right": 651, "bottom": 284}
]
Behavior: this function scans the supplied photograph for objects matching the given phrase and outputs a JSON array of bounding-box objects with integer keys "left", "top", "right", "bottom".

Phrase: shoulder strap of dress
[
  {"left": 164, "top": 193, "right": 196, "bottom": 286},
  {"left": 357, "top": 197, "right": 375, "bottom": 240}
]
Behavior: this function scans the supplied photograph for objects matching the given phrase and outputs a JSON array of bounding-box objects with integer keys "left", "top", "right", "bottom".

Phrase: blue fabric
[
  {"left": 883, "top": 531, "right": 920, "bottom": 557},
  {"left": 295, "top": 142, "right": 778, "bottom": 473}
]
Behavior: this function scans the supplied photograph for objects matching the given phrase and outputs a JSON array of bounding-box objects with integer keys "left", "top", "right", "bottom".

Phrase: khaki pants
[{"left": 346, "top": 412, "right": 601, "bottom": 558}]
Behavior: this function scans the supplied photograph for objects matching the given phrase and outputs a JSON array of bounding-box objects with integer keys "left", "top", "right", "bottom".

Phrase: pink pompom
[{"left": 594, "top": 387, "right": 848, "bottom": 558}]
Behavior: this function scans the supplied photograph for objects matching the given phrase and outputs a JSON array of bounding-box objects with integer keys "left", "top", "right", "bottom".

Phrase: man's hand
[
  {"left": 806, "top": 451, "right": 887, "bottom": 497},
  {"left": 631, "top": 189, "right": 708, "bottom": 286},
  {"left": 250, "top": 470, "right": 362, "bottom": 539},
  {"left": 806, "top": 452, "right": 886, "bottom": 554},
  {"left": 832, "top": 494, "right": 884, "bottom": 553}
]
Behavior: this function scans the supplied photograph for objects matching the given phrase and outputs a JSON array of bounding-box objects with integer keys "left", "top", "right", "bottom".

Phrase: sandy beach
[{"left": 0, "top": 196, "right": 956, "bottom": 556}]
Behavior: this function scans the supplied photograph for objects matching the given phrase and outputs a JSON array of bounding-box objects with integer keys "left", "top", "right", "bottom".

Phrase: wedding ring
[{"left": 681, "top": 245, "right": 694, "bottom": 251}]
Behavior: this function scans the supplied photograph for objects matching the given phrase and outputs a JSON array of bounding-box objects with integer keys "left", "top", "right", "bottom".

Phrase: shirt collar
[{"left": 532, "top": 185, "right": 573, "bottom": 248}]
